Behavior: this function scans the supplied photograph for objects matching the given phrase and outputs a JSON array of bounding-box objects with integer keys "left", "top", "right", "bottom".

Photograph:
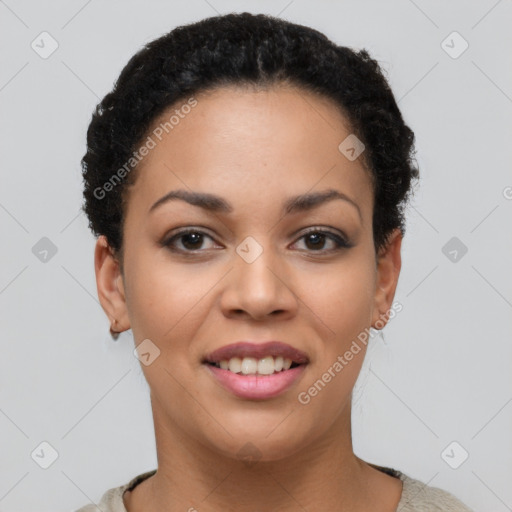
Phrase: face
[{"left": 95, "top": 84, "right": 402, "bottom": 462}]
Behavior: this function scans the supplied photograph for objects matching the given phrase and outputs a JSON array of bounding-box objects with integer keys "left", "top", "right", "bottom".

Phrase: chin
[{"left": 203, "top": 424, "right": 309, "bottom": 464}]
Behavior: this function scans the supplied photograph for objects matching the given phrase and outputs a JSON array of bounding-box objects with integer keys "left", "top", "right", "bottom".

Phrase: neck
[{"left": 125, "top": 396, "right": 401, "bottom": 512}]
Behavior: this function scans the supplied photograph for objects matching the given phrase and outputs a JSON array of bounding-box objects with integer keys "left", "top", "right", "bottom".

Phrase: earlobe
[
  {"left": 371, "top": 228, "right": 402, "bottom": 330},
  {"left": 94, "top": 235, "right": 130, "bottom": 334}
]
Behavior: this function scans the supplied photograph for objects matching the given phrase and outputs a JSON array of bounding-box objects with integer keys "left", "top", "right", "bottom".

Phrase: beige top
[{"left": 75, "top": 464, "right": 474, "bottom": 511}]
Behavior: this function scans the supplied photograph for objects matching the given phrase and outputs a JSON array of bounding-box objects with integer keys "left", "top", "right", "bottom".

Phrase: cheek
[
  {"left": 123, "top": 249, "right": 219, "bottom": 373},
  {"left": 299, "top": 260, "right": 375, "bottom": 343},
  {"left": 125, "top": 243, "right": 376, "bottom": 343},
  {"left": 123, "top": 246, "right": 195, "bottom": 333},
  {"left": 123, "top": 254, "right": 211, "bottom": 396},
  {"left": 300, "top": 260, "right": 376, "bottom": 412},
  {"left": 296, "top": 272, "right": 373, "bottom": 421}
]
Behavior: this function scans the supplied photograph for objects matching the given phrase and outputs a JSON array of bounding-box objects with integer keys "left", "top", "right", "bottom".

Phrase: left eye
[
  {"left": 162, "top": 228, "right": 350, "bottom": 253},
  {"left": 293, "top": 229, "right": 349, "bottom": 252}
]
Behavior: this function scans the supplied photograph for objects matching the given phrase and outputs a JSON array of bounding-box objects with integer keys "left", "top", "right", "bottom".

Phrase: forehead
[{"left": 126, "top": 84, "right": 373, "bottom": 219}]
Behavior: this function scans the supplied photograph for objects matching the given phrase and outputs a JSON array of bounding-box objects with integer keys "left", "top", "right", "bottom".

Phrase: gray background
[{"left": 1, "top": 0, "right": 511, "bottom": 510}]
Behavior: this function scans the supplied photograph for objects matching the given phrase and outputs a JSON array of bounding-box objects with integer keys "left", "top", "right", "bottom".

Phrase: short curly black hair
[{"left": 81, "top": 12, "right": 419, "bottom": 260}]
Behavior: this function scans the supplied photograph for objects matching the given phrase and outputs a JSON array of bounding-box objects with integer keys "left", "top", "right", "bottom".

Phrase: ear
[
  {"left": 94, "top": 235, "right": 130, "bottom": 333},
  {"left": 370, "top": 228, "right": 402, "bottom": 329}
]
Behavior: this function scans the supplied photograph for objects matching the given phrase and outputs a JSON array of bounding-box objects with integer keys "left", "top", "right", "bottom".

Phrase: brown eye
[
  {"left": 293, "top": 229, "right": 351, "bottom": 252},
  {"left": 178, "top": 232, "right": 205, "bottom": 250},
  {"left": 162, "top": 229, "right": 216, "bottom": 252}
]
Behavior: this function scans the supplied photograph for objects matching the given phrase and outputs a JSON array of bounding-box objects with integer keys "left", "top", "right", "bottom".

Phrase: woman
[{"left": 76, "top": 12, "right": 474, "bottom": 512}]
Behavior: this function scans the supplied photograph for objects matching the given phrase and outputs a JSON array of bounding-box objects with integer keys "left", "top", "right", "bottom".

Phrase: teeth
[
  {"left": 228, "top": 357, "right": 242, "bottom": 374},
  {"left": 241, "top": 357, "right": 258, "bottom": 375},
  {"left": 256, "top": 356, "right": 274, "bottom": 375},
  {"left": 214, "top": 356, "right": 295, "bottom": 374}
]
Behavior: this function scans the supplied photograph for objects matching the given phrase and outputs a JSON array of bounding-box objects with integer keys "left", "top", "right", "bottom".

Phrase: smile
[
  {"left": 202, "top": 341, "right": 310, "bottom": 399},
  {"left": 204, "top": 360, "right": 307, "bottom": 400},
  {"left": 208, "top": 355, "right": 300, "bottom": 375}
]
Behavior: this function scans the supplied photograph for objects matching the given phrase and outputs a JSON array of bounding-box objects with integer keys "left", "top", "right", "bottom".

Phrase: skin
[{"left": 95, "top": 84, "right": 403, "bottom": 511}]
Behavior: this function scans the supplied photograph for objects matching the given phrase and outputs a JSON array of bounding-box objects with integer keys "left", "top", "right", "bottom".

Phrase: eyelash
[{"left": 160, "top": 227, "right": 352, "bottom": 255}]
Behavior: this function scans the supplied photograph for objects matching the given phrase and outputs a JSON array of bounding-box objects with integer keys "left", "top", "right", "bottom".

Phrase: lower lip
[{"left": 204, "top": 364, "right": 307, "bottom": 400}]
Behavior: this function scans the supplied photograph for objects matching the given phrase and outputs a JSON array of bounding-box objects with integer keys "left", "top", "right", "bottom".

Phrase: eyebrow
[{"left": 149, "top": 188, "right": 362, "bottom": 221}]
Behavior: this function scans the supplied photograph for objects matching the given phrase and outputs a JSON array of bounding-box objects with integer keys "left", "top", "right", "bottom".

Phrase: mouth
[
  {"left": 202, "top": 341, "right": 309, "bottom": 376},
  {"left": 205, "top": 356, "right": 303, "bottom": 375},
  {"left": 201, "top": 341, "right": 309, "bottom": 399}
]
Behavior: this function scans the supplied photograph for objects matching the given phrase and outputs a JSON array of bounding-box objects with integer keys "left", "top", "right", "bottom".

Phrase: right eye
[{"left": 161, "top": 229, "right": 219, "bottom": 253}]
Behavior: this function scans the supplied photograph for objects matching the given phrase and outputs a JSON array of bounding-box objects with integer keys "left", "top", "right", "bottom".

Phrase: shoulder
[
  {"left": 74, "top": 469, "right": 157, "bottom": 512},
  {"left": 74, "top": 466, "right": 475, "bottom": 512},
  {"left": 369, "top": 463, "right": 474, "bottom": 511},
  {"left": 396, "top": 471, "right": 475, "bottom": 511}
]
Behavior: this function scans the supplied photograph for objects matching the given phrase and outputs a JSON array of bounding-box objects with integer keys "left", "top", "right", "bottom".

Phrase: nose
[{"left": 220, "top": 240, "right": 299, "bottom": 321}]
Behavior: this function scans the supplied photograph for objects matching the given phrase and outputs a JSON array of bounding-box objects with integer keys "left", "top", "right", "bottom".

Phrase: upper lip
[{"left": 203, "top": 341, "right": 309, "bottom": 364}]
